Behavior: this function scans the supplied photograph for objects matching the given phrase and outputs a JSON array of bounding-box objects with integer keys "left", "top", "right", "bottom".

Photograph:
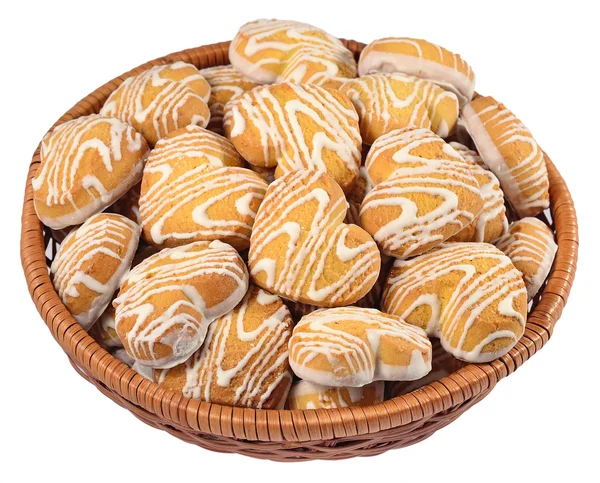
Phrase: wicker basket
[{"left": 20, "top": 40, "right": 578, "bottom": 462}]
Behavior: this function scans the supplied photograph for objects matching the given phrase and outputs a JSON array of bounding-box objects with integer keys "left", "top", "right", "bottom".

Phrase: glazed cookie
[
  {"left": 249, "top": 170, "right": 381, "bottom": 307},
  {"left": 449, "top": 142, "right": 484, "bottom": 166},
  {"left": 382, "top": 242, "right": 527, "bottom": 362},
  {"left": 460, "top": 96, "right": 550, "bottom": 217},
  {"left": 360, "top": 128, "right": 484, "bottom": 258},
  {"left": 289, "top": 307, "right": 432, "bottom": 387},
  {"left": 224, "top": 83, "right": 362, "bottom": 192},
  {"left": 198, "top": 65, "right": 260, "bottom": 134},
  {"left": 100, "top": 65, "right": 210, "bottom": 146},
  {"left": 51, "top": 213, "right": 140, "bottom": 330},
  {"left": 33, "top": 115, "right": 148, "bottom": 229},
  {"left": 340, "top": 73, "right": 459, "bottom": 144},
  {"left": 147, "top": 62, "right": 211, "bottom": 102},
  {"left": 358, "top": 38, "right": 475, "bottom": 107},
  {"left": 89, "top": 304, "right": 122, "bottom": 349},
  {"left": 287, "top": 380, "right": 384, "bottom": 410},
  {"left": 114, "top": 240, "right": 248, "bottom": 368},
  {"left": 155, "top": 286, "right": 293, "bottom": 409},
  {"left": 139, "top": 127, "right": 266, "bottom": 250},
  {"left": 496, "top": 217, "right": 557, "bottom": 299},
  {"left": 229, "top": 19, "right": 356, "bottom": 85}
]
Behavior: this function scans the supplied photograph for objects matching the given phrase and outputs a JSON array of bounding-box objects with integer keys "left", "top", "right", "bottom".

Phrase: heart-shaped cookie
[
  {"left": 223, "top": 83, "right": 362, "bottom": 193},
  {"left": 248, "top": 170, "right": 381, "bottom": 306}
]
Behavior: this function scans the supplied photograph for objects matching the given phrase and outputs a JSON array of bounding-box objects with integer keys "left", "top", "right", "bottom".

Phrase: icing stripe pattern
[
  {"left": 289, "top": 307, "right": 432, "bottom": 387},
  {"left": 496, "top": 217, "right": 557, "bottom": 299},
  {"left": 358, "top": 37, "right": 475, "bottom": 106},
  {"left": 360, "top": 128, "right": 484, "bottom": 258},
  {"left": 100, "top": 64, "right": 210, "bottom": 146},
  {"left": 249, "top": 170, "right": 381, "bottom": 307},
  {"left": 340, "top": 72, "right": 459, "bottom": 144},
  {"left": 156, "top": 286, "right": 293, "bottom": 409},
  {"left": 51, "top": 213, "right": 140, "bottom": 330},
  {"left": 382, "top": 242, "right": 527, "bottom": 363},
  {"left": 229, "top": 19, "right": 357, "bottom": 85},
  {"left": 114, "top": 240, "right": 249, "bottom": 369},
  {"left": 224, "top": 82, "right": 362, "bottom": 192},
  {"left": 287, "top": 380, "right": 384, "bottom": 410},
  {"left": 33, "top": 115, "right": 148, "bottom": 229},
  {"left": 460, "top": 96, "right": 550, "bottom": 217},
  {"left": 147, "top": 62, "right": 211, "bottom": 102},
  {"left": 199, "top": 65, "right": 260, "bottom": 134}
]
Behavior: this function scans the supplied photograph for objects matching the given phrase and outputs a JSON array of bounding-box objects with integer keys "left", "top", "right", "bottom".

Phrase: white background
[{"left": 2, "top": 1, "right": 598, "bottom": 481}]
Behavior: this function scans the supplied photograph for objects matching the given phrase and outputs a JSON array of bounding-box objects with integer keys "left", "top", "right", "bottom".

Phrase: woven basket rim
[{"left": 20, "top": 39, "right": 579, "bottom": 444}]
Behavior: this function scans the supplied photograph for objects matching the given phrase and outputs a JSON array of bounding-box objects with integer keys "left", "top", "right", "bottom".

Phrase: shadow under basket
[{"left": 20, "top": 40, "right": 579, "bottom": 462}]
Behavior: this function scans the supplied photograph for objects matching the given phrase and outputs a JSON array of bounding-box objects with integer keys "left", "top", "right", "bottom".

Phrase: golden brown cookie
[
  {"left": 496, "top": 217, "right": 557, "bottom": 299},
  {"left": 89, "top": 303, "right": 121, "bottom": 349},
  {"left": 340, "top": 73, "right": 459, "bottom": 144},
  {"left": 51, "top": 213, "right": 140, "bottom": 330},
  {"left": 198, "top": 65, "right": 260, "bottom": 134},
  {"left": 139, "top": 126, "right": 266, "bottom": 250},
  {"left": 289, "top": 307, "right": 432, "bottom": 387},
  {"left": 360, "top": 128, "right": 484, "bottom": 258},
  {"left": 155, "top": 286, "right": 293, "bottom": 409},
  {"left": 224, "top": 83, "right": 362, "bottom": 192},
  {"left": 229, "top": 19, "right": 356, "bottom": 85},
  {"left": 114, "top": 240, "right": 249, "bottom": 368},
  {"left": 100, "top": 64, "right": 210, "bottom": 146},
  {"left": 287, "top": 380, "right": 384, "bottom": 410},
  {"left": 460, "top": 96, "right": 549, "bottom": 217},
  {"left": 249, "top": 170, "right": 381, "bottom": 307},
  {"left": 359, "top": 38, "right": 475, "bottom": 107},
  {"left": 382, "top": 242, "right": 527, "bottom": 362},
  {"left": 148, "top": 62, "right": 211, "bottom": 102},
  {"left": 33, "top": 115, "right": 148, "bottom": 229}
]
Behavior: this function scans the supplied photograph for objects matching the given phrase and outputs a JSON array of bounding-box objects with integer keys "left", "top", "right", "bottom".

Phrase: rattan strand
[{"left": 20, "top": 40, "right": 578, "bottom": 461}]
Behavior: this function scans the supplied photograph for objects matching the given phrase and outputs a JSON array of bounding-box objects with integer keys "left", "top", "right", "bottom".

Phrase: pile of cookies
[{"left": 33, "top": 19, "right": 558, "bottom": 411}]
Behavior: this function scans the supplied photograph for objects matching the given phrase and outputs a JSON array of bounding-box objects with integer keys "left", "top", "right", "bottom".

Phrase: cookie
[
  {"left": 289, "top": 307, "right": 432, "bottom": 387},
  {"left": 224, "top": 83, "right": 362, "bottom": 192},
  {"left": 358, "top": 38, "right": 475, "bottom": 107},
  {"left": 382, "top": 242, "right": 527, "bottom": 363},
  {"left": 340, "top": 73, "right": 459, "bottom": 144},
  {"left": 360, "top": 128, "right": 484, "bottom": 258},
  {"left": 100, "top": 64, "right": 210, "bottom": 146},
  {"left": 89, "top": 304, "right": 122, "bottom": 349},
  {"left": 496, "top": 217, "right": 557, "bottom": 299},
  {"left": 110, "top": 182, "right": 141, "bottom": 224},
  {"left": 449, "top": 141, "right": 484, "bottom": 166},
  {"left": 229, "top": 19, "right": 356, "bottom": 85},
  {"left": 139, "top": 127, "right": 266, "bottom": 250},
  {"left": 51, "top": 213, "right": 140, "bottom": 330},
  {"left": 460, "top": 96, "right": 550, "bottom": 217},
  {"left": 33, "top": 115, "right": 148, "bottom": 229},
  {"left": 113, "top": 240, "right": 248, "bottom": 368},
  {"left": 148, "top": 62, "right": 211, "bottom": 102},
  {"left": 198, "top": 65, "right": 260, "bottom": 134},
  {"left": 155, "top": 286, "right": 293, "bottom": 409},
  {"left": 287, "top": 380, "right": 384, "bottom": 410},
  {"left": 249, "top": 170, "right": 380, "bottom": 307}
]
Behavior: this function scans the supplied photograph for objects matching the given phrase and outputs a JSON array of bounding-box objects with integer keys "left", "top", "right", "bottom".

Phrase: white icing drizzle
[
  {"left": 340, "top": 72, "right": 459, "bottom": 144},
  {"left": 224, "top": 83, "right": 361, "bottom": 190},
  {"left": 248, "top": 170, "right": 380, "bottom": 306},
  {"left": 113, "top": 241, "right": 248, "bottom": 368},
  {"left": 460, "top": 97, "right": 549, "bottom": 218},
  {"left": 33, "top": 115, "right": 147, "bottom": 229},
  {"left": 289, "top": 307, "right": 432, "bottom": 387},
  {"left": 360, "top": 128, "right": 483, "bottom": 258},
  {"left": 51, "top": 213, "right": 140, "bottom": 330},
  {"left": 144, "top": 62, "right": 211, "bottom": 102},
  {"left": 358, "top": 37, "right": 475, "bottom": 107},
  {"left": 229, "top": 19, "right": 356, "bottom": 85},
  {"left": 496, "top": 217, "right": 558, "bottom": 299},
  {"left": 382, "top": 242, "right": 527, "bottom": 363},
  {"left": 287, "top": 380, "right": 385, "bottom": 410},
  {"left": 100, "top": 66, "right": 210, "bottom": 146},
  {"left": 156, "top": 287, "right": 292, "bottom": 408}
]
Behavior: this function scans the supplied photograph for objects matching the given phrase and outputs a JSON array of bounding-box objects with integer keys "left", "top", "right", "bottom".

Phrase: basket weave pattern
[{"left": 20, "top": 40, "right": 578, "bottom": 461}]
